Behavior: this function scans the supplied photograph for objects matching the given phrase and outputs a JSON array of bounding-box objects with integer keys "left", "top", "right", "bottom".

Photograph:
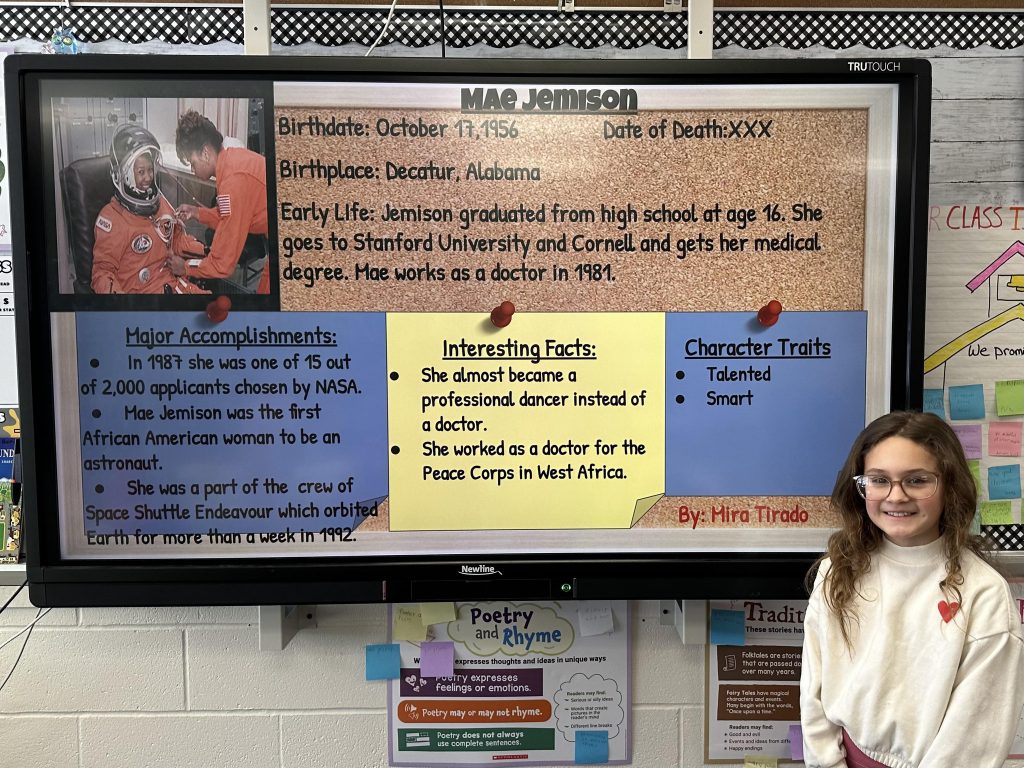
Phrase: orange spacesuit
[
  {"left": 91, "top": 123, "right": 209, "bottom": 296},
  {"left": 179, "top": 147, "right": 270, "bottom": 294},
  {"left": 91, "top": 196, "right": 208, "bottom": 295}
]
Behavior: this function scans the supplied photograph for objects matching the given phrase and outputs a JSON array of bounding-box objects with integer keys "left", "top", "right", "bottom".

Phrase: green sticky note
[
  {"left": 996, "top": 380, "right": 1024, "bottom": 416},
  {"left": 968, "top": 459, "right": 982, "bottom": 493},
  {"left": 980, "top": 500, "right": 1014, "bottom": 525},
  {"left": 743, "top": 757, "right": 778, "bottom": 768},
  {"left": 970, "top": 510, "right": 982, "bottom": 536}
]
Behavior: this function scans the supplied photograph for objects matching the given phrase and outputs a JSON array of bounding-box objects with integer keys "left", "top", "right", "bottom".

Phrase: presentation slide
[{"left": 38, "top": 76, "right": 901, "bottom": 563}]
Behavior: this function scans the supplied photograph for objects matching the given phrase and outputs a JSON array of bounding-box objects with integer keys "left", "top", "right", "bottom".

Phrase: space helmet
[{"left": 109, "top": 124, "right": 162, "bottom": 216}]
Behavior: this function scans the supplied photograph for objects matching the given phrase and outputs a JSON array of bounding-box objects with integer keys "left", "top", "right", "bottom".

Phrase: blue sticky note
[
  {"left": 365, "top": 643, "right": 401, "bottom": 680},
  {"left": 710, "top": 609, "right": 745, "bottom": 646},
  {"left": 988, "top": 464, "right": 1022, "bottom": 501},
  {"left": 948, "top": 384, "right": 985, "bottom": 420},
  {"left": 789, "top": 724, "right": 804, "bottom": 760},
  {"left": 575, "top": 730, "right": 609, "bottom": 764},
  {"left": 420, "top": 641, "right": 455, "bottom": 678},
  {"left": 923, "top": 389, "right": 945, "bottom": 419}
]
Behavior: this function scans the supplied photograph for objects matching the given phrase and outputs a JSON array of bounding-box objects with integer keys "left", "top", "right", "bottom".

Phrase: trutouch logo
[
  {"left": 849, "top": 61, "right": 901, "bottom": 72},
  {"left": 460, "top": 564, "right": 503, "bottom": 576}
]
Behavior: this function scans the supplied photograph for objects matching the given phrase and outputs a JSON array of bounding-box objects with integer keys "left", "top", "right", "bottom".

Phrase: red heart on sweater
[{"left": 938, "top": 600, "right": 960, "bottom": 623}]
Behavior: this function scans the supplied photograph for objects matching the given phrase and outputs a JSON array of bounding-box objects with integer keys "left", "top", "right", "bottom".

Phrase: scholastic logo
[{"left": 460, "top": 564, "right": 502, "bottom": 576}]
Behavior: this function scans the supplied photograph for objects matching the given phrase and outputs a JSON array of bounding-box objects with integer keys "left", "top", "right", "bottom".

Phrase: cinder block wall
[
  {"left": 2, "top": 591, "right": 1023, "bottom": 767},
  {"left": 0, "top": 597, "right": 702, "bottom": 767}
]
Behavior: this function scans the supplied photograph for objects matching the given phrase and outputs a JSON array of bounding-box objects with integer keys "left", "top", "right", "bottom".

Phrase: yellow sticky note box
[{"left": 387, "top": 313, "right": 665, "bottom": 530}]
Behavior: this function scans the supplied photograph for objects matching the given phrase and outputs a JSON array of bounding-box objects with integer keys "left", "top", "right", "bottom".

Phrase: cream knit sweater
[{"left": 800, "top": 537, "right": 1024, "bottom": 768}]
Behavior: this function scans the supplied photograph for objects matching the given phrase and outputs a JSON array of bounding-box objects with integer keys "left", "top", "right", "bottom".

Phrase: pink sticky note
[
  {"left": 420, "top": 641, "right": 455, "bottom": 678},
  {"left": 952, "top": 424, "right": 983, "bottom": 459},
  {"left": 989, "top": 421, "right": 1023, "bottom": 457},
  {"left": 789, "top": 724, "right": 803, "bottom": 760}
]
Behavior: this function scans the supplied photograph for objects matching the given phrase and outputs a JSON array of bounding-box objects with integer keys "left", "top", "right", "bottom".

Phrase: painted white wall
[{"left": 0, "top": 33, "right": 1021, "bottom": 768}]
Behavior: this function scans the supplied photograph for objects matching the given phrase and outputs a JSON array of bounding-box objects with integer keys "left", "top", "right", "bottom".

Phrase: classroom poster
[
  {"left": 0, "top": 436, "right": 13, "bottom": 478},
  {"left": 387, "top": 600, "right": 630, "bottom": 766},
  {"left": 0, "top": 53, "right": 16, "bottom": 411},
  {"left": 706, "top": 599, "right": 805, "bottom": 763},
  {"left": 924, "top": 204, "right": 1024, "bottom": 543}
]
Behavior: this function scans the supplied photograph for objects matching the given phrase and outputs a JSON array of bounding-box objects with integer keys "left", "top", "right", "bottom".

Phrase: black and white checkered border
[
  {"left": 983, "top": 524, "right": 1024, "bottom": 552},
  {"left": 273, "top": 8, "right": 439, "bottom": 48},
  {"left": 716, "top": 11, "right": 1024, "bottom": 51},
  {"left": 190, "top": 8, "right": 688, "bottom": 51},
  {"left": 0, "top": 4, "right": 243, "bottom": 46},
  {"left": 444, "top": 10, "right": 687, "bottom": 50},
  {"left": 0, "top": 6, "right": 1020, "bottom": 51}
]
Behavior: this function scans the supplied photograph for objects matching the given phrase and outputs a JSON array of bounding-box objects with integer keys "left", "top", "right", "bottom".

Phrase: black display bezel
[{"left": 6, "top": 55, "right": 931, "bottom": 606}]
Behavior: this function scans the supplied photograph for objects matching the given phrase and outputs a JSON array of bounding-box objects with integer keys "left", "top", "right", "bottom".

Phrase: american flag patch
[{"left": 217, "top": 194, "right": 232, "bottom": 217}]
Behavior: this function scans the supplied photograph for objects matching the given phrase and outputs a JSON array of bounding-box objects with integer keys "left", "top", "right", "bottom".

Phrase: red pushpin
[
  {"left": 490, "top": 300, "right": 515, "bottom": 328},
  {"left": 757, "top": 299, "right": 782, "bottom": 327},
  {"left": 206, "top": 295, "right": 232, "bottom": 324}
]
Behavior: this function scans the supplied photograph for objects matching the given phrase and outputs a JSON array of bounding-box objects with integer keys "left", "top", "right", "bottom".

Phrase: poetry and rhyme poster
[{"left": 388, "top": 600, "right": 630, "bottom": 766}]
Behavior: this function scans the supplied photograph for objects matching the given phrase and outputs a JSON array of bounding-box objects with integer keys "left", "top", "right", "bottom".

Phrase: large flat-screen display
[{"left": 7, "top": 56, "right": 930, "bottom": 605}]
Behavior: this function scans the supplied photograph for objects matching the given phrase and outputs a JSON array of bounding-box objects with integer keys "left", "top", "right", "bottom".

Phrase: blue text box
[{"left": 665, "top": 312, "right": 866, "bottom": 495}]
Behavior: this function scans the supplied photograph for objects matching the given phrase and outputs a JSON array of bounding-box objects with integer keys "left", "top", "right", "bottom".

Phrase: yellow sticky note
[
  {"left": 387, "top": 313, "right": 665, "bottom": 530},
  {"left": 743, "top": 757, "right": 778, "bottom": 768},
  {"left": 419, "top": 602, "right": 457, "bottom": 626},
  {"left": 392, "top": 605, "right": 428, "bottom": 641},
  {"left": 980, "top": 500, "right": 1014, "bottom": 525}
]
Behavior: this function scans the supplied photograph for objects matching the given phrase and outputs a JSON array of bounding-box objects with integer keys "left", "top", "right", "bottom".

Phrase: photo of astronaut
[{"left": 50, "top": 96, "right": 270, "bottom": 297}]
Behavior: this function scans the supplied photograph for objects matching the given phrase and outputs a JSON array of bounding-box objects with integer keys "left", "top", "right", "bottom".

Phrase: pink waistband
[{"left": 841, "top": 730, "right": 888, "bottom": 768}]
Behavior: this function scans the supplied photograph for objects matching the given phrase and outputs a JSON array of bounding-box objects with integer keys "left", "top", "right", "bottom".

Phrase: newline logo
[{"left": 460, "top": 565, "right": 502, "bottom": 576}]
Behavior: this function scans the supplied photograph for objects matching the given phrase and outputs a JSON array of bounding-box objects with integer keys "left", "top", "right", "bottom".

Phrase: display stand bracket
[{"left": 259, "top": 605, "right": 317, "bottom": 651}]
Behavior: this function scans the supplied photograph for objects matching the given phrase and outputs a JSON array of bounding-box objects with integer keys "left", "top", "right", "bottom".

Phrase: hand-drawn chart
[{"left": 924, "top": 205, "right": 1024, "bottom": 548}]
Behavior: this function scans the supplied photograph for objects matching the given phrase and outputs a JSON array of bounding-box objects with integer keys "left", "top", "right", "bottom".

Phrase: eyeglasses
[{"left": 853, "top": 472, "right": 939, "bottom": 501}]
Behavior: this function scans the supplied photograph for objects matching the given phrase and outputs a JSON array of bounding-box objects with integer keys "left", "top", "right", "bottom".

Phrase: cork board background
[{"left": 275, "top": 106, "right": 867, "bottom": 315}]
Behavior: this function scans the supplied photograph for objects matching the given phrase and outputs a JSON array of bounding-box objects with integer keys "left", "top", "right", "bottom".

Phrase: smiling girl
[{"left": 800, "top": 411, "right": 1024, "bottom": 768}]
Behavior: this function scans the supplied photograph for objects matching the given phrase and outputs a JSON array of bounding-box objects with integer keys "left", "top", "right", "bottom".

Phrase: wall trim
[{"left": 0, "top": 5, "right": 1019, "bottom": 51}]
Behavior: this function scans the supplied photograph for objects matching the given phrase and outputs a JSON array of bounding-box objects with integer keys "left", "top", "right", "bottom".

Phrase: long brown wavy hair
[{"left": 806, "top": 411, "right": 986, "bottom": 647}]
